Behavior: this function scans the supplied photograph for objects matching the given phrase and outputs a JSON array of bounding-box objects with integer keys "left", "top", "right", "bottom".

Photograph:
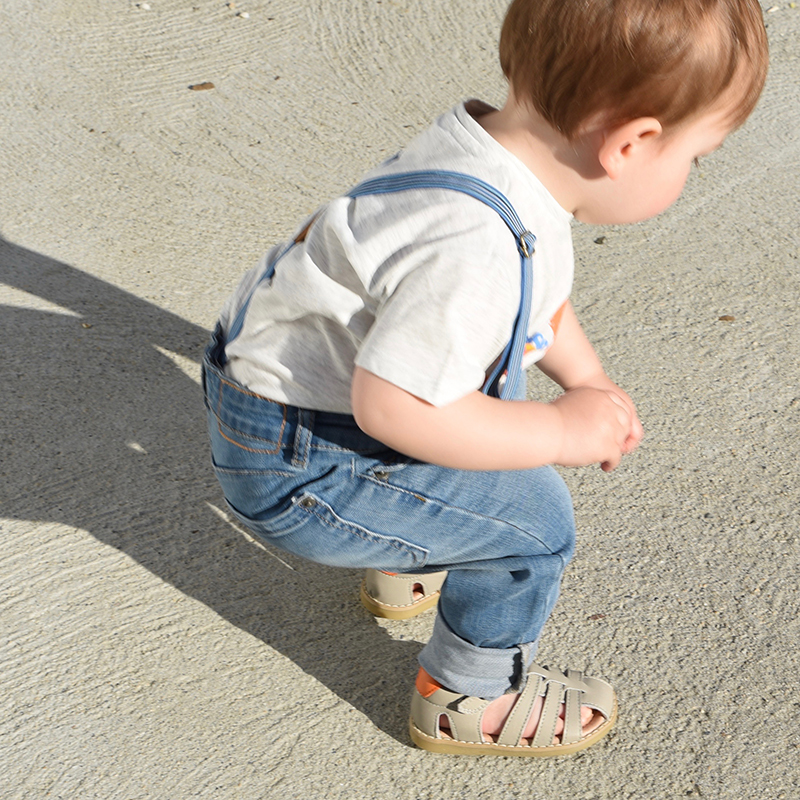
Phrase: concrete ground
[{"left": 1, "top": 1, "right": 798, "bottom": 798}]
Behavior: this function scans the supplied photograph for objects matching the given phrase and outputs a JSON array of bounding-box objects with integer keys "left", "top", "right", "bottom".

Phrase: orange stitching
[
  {"left": 214, "top": 378, "right": 287, "bottom": 454},
  {"left": 216, "top": 422, "right": 282, "bottom": 454}
]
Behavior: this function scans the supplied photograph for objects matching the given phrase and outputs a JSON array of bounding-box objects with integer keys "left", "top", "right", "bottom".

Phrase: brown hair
[{"left": 499, "top": 0, "right": 768, "bottom": 138}]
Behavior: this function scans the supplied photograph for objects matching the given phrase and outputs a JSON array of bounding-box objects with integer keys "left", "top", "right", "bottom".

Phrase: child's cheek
[{"left": 649, "top": 168, "right": 692, "bottom": 218}]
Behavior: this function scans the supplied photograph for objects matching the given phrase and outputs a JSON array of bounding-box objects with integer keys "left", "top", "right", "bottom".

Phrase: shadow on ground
[{"left": 0, "top": 234, "right": 421, "bottom": 743}]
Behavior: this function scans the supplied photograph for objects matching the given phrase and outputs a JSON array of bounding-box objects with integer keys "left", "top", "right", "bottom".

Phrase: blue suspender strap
[
  {"left": 224, "top": 170, "right": 535, "bottom": 400},
  {"left": 349, "top": 170, "right": 536, "bottom": 400},
  {"left": 225, "top": 238, "right": 297, "bottom": 351}
]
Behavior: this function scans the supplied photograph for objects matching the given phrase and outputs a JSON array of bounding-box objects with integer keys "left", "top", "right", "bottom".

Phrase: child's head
[{"left": 499, "top": 0, "right": 768, "bottom": 140}]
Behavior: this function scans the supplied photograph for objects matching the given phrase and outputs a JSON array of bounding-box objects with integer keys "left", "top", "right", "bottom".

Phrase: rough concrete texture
[{"left": 1, "top": 1, "right": 798, "bottom": 798}]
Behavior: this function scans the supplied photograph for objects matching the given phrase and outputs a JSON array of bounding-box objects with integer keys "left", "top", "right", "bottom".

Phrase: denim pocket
[
  {"left": 213, "top": 415, "right": 283, "bottom": 457},
  {"left": 210, "top": 379, "right": 287, "bottom": 455}
]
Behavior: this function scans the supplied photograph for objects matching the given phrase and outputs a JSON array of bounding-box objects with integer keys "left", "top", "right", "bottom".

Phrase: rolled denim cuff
[{"left": 418, "top": 614, "right": 538, "bottom": 699}]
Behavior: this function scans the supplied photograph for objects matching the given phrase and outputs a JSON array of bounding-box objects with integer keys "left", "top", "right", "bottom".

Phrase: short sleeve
[{"left": 355, "top": 225, "right": 521, "bottom": 407}]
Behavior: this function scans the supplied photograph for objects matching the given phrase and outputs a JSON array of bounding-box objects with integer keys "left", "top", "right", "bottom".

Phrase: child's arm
[{"left": 351, "top": 300, "right": 636, "bottom": 472}]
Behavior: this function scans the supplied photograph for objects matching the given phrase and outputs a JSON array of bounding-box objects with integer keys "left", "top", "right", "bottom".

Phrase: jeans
[{"left": 203, "top": 325, "right": 575, "bottom": 698}]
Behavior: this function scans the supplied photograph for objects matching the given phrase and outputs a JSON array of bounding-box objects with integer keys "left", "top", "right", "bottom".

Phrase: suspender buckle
[{"left": 518, "top": 231, "right": 536, "bottom": 259}]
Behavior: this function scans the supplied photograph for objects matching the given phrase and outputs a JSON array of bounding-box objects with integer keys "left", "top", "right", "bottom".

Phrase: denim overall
[{"left": 203, "top": 172, "right": 575, "bottom": 698}]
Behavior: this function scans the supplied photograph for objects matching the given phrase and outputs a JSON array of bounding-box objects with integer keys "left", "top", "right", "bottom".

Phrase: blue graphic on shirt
[{"left": 529, "top": 332, "right": 549, "bottom": 350}]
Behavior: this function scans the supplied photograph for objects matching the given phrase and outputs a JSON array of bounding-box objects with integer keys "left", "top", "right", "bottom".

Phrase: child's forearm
[
  {"left": 352, "top": 366, "right": 632, "bottom": 471},
  {"left": 536, "top": 301, "right": 606, "bottom": 389},
  {"left": 352, "top": 366, "right": 564, "bottom": 470}
]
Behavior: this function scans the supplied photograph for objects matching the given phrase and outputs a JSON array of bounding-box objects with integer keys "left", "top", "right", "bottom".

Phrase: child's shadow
[{"left": 0, "top": 234, "right": 422, "bottom": 743}]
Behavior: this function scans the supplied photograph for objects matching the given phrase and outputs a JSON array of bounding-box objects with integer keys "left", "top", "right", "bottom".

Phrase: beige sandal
[
  {"left": 360, "top": 569, "right": 447, "bottom": 619},
  {"left": 410, "top": 662, "right": 617, "bottom": 757}
]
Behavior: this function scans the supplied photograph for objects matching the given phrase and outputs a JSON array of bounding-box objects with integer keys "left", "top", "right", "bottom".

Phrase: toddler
[{"left": 203, "top": 0, "right": 768, "bottom": 756}]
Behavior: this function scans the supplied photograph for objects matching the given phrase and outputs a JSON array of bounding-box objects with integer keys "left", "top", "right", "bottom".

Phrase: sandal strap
[
  {"left": 411, "top": 687, "right": 491, "bottom": 743},
  {"left": 497, "top": 663, "right": 607, "bottom": 747},
  {"left": 446, "top": 694, "right": 491, "bottom": 743},
  {"left": 532, "top": 675, "right": 567, "bottom": 747},
  {"left": 562, "top": 668, "right": 584, "bottom": 744},
  {"left": 496, "top": 672, "right": 543, "bottom": 746}
]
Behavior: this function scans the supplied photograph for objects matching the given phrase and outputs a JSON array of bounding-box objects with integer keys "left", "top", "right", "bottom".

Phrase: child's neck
[{"left": 477, "top": 93, "right": 604, "bottom": 218}]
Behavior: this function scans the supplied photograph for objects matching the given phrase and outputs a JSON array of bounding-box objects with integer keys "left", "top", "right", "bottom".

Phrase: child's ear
[{"left": 598, "top": 118, "right": 663, "bottom": 180}]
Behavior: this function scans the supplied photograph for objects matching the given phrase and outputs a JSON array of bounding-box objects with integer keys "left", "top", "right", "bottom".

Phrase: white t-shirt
[{"left": 221, "top": 100, "right": 574, "bottom": 413}]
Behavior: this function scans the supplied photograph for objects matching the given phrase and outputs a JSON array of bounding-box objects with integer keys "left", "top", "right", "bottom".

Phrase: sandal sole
[
  {"left": 409, "top": 699, "right": 618, "bottom": 757},
  {"left": 360, "top": 581, "right": 441, "bottom": 620}
]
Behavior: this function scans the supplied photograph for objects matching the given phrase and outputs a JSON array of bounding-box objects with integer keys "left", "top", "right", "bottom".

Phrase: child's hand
[
  {"left": 550, "top": 386, "right": 635, "bottom": 471},
  {"left": 572, "top": 374, "right": 644, "bottom": 463}
]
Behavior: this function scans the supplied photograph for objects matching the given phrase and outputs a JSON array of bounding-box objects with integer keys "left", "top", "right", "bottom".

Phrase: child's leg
[
  {"left": 356, "top": 458, "right": 576, "bottom": 698},
  {"left": 207, "top": 351, "right": 571, "bottom": 691}
]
